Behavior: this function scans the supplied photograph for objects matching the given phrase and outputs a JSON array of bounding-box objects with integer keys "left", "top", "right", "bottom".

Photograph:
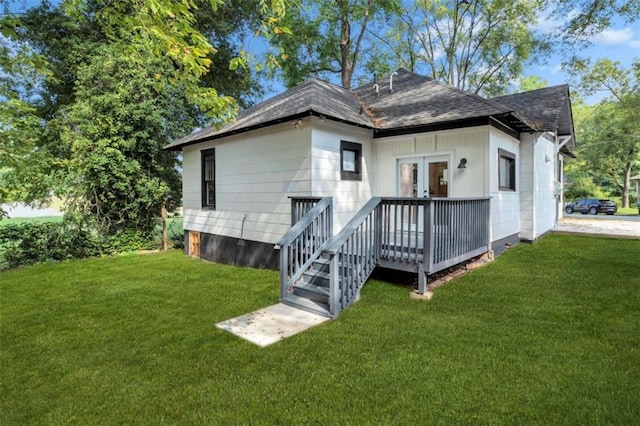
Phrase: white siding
[
  {"left": 489, "top": 127, "right": 520, "bottom": 242},
  {"left": 310, "top": 118, "right": 374, "bottom": 232},
  {"left": 520, "top": 133, "right": 558, "bottom": 240},
  {"left": 182, "top": 120, "right": 312, "bottom": 244},
  {"left": 373, "top": 127, "right": 490, "bottom": 197}
]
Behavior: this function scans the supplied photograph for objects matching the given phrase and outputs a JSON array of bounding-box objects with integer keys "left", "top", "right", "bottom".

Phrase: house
[{"left": 165, "top": 69, "right": 575, "bottom": 317}]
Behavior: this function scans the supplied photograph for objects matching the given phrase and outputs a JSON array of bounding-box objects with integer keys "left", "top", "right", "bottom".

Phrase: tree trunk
[
  {"left": 622, "top": 161, "right": 632, "bottom": 208},
  {"left": 340, "top": 10, "right": 352, "bottom": 89}
]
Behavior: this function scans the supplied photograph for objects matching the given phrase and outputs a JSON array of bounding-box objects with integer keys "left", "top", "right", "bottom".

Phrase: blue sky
[{"left": 529, "top": 14, "right": 640, "bottom": 104}]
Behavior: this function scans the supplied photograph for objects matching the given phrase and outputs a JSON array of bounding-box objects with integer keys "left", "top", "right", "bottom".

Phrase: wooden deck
[{"left": 278, "top": 196, "right": 491, "bottom": 317}]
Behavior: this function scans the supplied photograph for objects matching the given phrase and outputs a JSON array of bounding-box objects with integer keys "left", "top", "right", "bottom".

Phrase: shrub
[
  {"left": 565, "top": 176, "right": 607, "bottom": 201},
  {"left": 0, "top": 221, "right": 102, "bottom": 269},
  {"left": 104, "top": 229, "right": 157, "bottom": 253},
  {"left": 0, "top": 221, "right": 160, "bottom": 270}
]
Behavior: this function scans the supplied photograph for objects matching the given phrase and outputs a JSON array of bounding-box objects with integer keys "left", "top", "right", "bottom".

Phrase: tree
[
  {"left": 60, "top": 45, "right": 192, "bottom": 233},
  {"left": 272, "top": 0, "right": 397, "bottom": 89},
  {"left": 571, "top": 59, "right": 640, "bottom": 208},
  {"left": 518, "top": 75, "right": 549, "bottom": 92},
  {"left": 551, "top": 0, "right": 640, "bottom": 43},
  {"left": 0, "top": 6, "right": 56, "bottom": 217},
  {"left": 1, "top": 0, "right": 283, "bottom": 223},
  {"left": 370, "top": 0, "right": 547, "bottom": 96}
]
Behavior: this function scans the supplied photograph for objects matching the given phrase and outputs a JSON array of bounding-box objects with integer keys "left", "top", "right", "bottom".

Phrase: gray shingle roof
[
  {"left": 166, "top": 69, "right": 573, "bottom": 150},
  {"left": 355, "top": 69, "right": 530, "bottom": 129},
  {"left": 165, "top": 79, "right": 372, "bottom": 149},
  {"left": 492, "top": 85, "right": 574, "bottom": 137}
]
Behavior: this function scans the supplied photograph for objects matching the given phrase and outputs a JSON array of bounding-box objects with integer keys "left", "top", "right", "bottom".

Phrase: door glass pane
[
  {"left": 399, "top": 163, "right": 418, "bottom": 197},
  {"left": 429, "top": 161, "right": 448, "bottom": 197}
]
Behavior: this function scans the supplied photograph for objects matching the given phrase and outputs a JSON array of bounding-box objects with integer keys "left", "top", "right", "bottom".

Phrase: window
[
  {"left": 201, "top": 149, "right": 215, "bottom": 208},
  {"left": 340, "top": 141, "right": 362, "bottom": 181},
  {"left": 498, "top": 148, "right": 516, "bottom": 191}
]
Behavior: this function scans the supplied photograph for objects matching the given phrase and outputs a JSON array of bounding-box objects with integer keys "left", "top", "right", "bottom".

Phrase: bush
[
  {"left": 0, "top": 221, "right": 102, "bottom": 269},
  {"left": 0, "top": 221, "right": 159, "bottom": 270},
  {"left": 564, "top": 176, "right": 607, "bottom": 201},
  {"left": 104, "top": 229, "right": 157, "bottom": 253}
]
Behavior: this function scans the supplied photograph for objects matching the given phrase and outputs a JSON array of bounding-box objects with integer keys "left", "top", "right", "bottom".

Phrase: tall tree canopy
[
  {"left": 271, "top": 0, "right": 398, "bottom": 89},
  {"left": 0, "top": 0, "right": 284, "bottom": 225},
  {"left": 274, "top": 0, "right": 546, "bottom": 95},
  {"left": 60, "top": 45, "right": 188, "bottom": 232},
  {"left": 374, "top": 0, "right": 547, "bottom": 95},
  {"left": 551, "top": 0, "right": 640, "bottom": 43},
  {"left": 570, "top": 59, "right": 640, "bottom": 207}
]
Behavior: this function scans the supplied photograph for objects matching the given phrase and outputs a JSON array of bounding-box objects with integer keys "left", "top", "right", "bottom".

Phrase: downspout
[
  {"left": 554, "top": 130, "right": 562, "bottom": 223},
  {"left": 234, "top": 213, "right": 248, "bottom": 265}
]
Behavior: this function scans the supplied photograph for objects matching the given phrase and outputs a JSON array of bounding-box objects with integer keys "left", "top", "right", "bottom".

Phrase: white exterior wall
[
  {"left": 182, "top": 120, "right": 313, "bottom": 244},
  {"left": 489, "top": 127, "right": 521, "bottom": 242},
  {"left": 310, "top": 118, "right": 375, "bottom": 232},
  {"left": 520, "top": 133, "right": 558, "bottom": 240},
  {"left": 373, "top": 127, "right": 490, "bottom": 197}
]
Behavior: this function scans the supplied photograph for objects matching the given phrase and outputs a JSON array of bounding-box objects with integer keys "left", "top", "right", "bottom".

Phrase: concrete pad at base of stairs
[{"left": 215, "top": 303, "right": 330, "bottom": 347}]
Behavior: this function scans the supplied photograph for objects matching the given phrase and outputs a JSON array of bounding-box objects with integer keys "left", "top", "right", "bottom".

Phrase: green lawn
[
  {"left": 0, "top": 215, "right": 63, "bottom": 227},
  {"left": 617, "top": 206, "right": 639, "bottom": 216},
  {"left": 1, "top": 234, "right": 639, "bottom": 424}
]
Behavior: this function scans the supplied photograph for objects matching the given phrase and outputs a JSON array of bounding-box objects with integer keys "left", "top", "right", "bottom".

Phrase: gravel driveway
[{"left": 554, "top": 215, "right": 640, "bottom": 238}]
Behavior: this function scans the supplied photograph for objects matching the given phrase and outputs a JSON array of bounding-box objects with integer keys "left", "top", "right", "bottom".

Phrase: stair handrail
[
  {"left": 275, "top": 197, "right": 333, "bottom": 300},
  {"left": 324, "top": 197, "right": 381, "bottom": 255},
  {"left": 325, "top": 197, "right": 382, "bottom": 317}
]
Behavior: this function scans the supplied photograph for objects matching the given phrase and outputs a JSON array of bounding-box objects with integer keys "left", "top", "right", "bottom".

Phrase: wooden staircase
[
  {"left": 282, "top": 257, "right": 331, "bottom": 316},
  {"left": 277, "top": 196, "right": 491, "bottom": 319}
]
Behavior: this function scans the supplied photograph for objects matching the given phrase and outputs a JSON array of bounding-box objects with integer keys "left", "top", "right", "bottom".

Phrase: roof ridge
[
  {"left": 492, "top": 84, "right": 569, "bottom": 99},
  {"left": 428, "top": 79, "right": 513, "bottom": 114}
]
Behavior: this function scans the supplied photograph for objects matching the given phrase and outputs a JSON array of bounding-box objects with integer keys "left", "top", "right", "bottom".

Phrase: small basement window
[
  {"left": 201, "top": 148, "right": 216, "bottom": 208},
  {"left": 498, "top": 148, "right": 516, "bottom": 191},
  {"left": 340, "top": 141, "right": 362, "bottom": 181}
]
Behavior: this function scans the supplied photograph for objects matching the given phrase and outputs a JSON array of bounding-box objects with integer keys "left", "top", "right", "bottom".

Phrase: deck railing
[
  {"left": 427, "top": 198, "right": 490, "bottom": 273},
  {"left": 275, "top": 197, "right": 333, "bottom": 299},
  {"left": 378, "top": 197, "right": 491, "bottom": 292},
  {"left": 289, "top": 196, "right": 324, "bottom": 226},
  {"left": 325, "top": 197, "right": 382, "bottom": 317},
  {"left": 379, "top": 198, "right": 424, "bottom": 266},
  {"left": 278, "top": 196, "right": 491, "bottom": 317}
]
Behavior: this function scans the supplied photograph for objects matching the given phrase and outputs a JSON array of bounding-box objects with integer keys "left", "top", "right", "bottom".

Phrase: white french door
[
  {"left": 398, "top": 156, "right": 449, "bottom": 198},
  {"left": 397, "top": 156, "right": 450, "bottom": 231}
]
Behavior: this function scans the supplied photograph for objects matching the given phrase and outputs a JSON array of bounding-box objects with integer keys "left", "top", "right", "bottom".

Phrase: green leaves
[
  {"left": 570, "top": 58, "right": 640, "bottom": 207},
  {"left": 59, "top": 45, "right": 188, "bottom": 233}
]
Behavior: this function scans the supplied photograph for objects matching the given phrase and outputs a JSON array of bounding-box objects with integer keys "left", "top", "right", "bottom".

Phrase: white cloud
[
  {"left": 592, "top": 28, "right": 635, "bottom": 45},
  {"left": 629, "top": 40, "right": 640, "bottom": 49},
  {"left": 531, "top": 7, "right": 579, "bottom": 35},
  {"left": 537, "top": 64, "right": 563, "bottom": 75}
]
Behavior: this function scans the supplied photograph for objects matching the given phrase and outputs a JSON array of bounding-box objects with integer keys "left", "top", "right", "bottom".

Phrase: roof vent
[{"left": 389, "top": 71, "right": 398, "bottom": 92}]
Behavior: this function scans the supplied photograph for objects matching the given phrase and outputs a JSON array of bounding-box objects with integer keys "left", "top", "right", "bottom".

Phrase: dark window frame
[
  {"left": 498, "top": 148, "right": 516, "bottom": 191},
  {"left": 201, "top": 148, "right": 216, "bottom": 209},
  {"left": 340, "top": 140, "right": 362, "bottom": 181}
]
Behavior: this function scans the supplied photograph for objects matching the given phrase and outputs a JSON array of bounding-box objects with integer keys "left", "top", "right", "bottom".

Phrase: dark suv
[{"left": 565, "top": 199, "right": 617, "bottom": 215}]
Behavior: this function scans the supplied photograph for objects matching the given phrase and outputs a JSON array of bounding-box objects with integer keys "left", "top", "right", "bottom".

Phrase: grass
[
  {"left": 0, "top": 215, "right": 63, "bottom": 227},
  {"left": 1, "top": 234, "right": 639, "bottom": 424},
  {"left": 616, "top": 206, "right": 639, "bottom": 216}
]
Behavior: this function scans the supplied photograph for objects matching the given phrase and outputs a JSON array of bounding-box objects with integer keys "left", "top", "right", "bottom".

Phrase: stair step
[
  {"left": 302, "top": 270, "right": 330, "bottom": 287},
  {"left": 293, "top": 280, "right": 330, "bottom": 303},
  {"left": 281, "top": 294, "right": 331, "bottom": 318},
  {"left": 311, "top": 257, "right": 330, "bottom": 273}
]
